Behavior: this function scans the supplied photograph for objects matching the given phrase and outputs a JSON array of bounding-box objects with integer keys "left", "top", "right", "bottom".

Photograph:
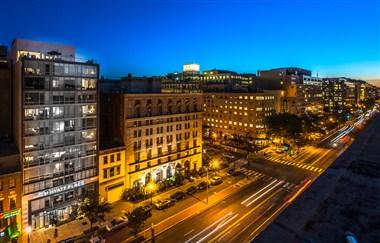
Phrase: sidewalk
[{"left": 22, "top": 170, "right": 230, "bottom": 243}]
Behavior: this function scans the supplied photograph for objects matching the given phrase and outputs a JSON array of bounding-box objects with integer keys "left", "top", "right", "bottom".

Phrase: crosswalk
[
  {"left": 239, "top": 168, "right": 296, "bottom": 190},
  {"left": 265, "top": 157, "right": 323, "bottom": 173}
]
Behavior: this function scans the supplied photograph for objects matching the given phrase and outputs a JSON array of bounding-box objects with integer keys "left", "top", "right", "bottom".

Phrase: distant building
[
  {"left": 10, "top": 39, "right": 99, "bottom": 229},
  {"left": 203, "top": 90, "right": 283, "bottom": 145},
  {"left": 0, "top": 142, "right": 22, "bottom": 241},
  {"left": 100, "top": 91, "right": 203, "bottom": 191},
  {"left": 100, "top": 74, "right": 162, "bottom": 93},
  {"left": 257, "top": 67, "right": 315, "bottom": 114},
  {"left": 322, "top": 78, "right": 345, "bottom": 112}
]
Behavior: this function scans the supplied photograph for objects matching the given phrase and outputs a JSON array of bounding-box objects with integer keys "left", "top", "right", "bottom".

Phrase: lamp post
[
  {"left": 25, "top": 226, "right": 32, "bottom": 243},
  {"left": 147, "top": 182, "right": 156, "bottom": 205}
]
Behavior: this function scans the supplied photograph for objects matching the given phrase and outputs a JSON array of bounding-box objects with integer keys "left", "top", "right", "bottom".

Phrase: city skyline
[{"left": 2, "top": 0, "right": 380, "bottom": 81}]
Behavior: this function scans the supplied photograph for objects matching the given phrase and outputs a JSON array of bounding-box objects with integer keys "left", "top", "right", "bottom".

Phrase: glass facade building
[{"left": 11, "top": 39, "right": 99, "bottom": 230}]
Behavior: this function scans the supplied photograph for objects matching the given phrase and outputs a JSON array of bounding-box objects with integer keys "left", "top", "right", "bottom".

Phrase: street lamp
[
  {"left": 25, "top": 226, "right": 32, "bottom": 243},
  {"left": 147, "top": 182, "right": 156, "bottom": 205}
]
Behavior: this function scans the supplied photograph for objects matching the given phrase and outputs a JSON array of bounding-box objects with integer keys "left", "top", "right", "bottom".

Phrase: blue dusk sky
[{"left": 1, "top": 0, "right": 380, "bottom": 81}]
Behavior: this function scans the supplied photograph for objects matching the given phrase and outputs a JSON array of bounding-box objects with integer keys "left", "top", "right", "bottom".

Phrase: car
[
  {"left": 185, "top": 175, "right": 195, "bottom": 182},
  {"left": 170, "top": 191, "right": 186, "bottom": 201},
  {"left": 197, "top": 181, "right": 209, "bottom": 191},
  {"left": 106, "top": 217, "right": 128, "bottom": 232},
  {"left": 210, "top": 176, "right": 223, "bottom": 185},
  {"left": 223, "top": 153, "right": 235, "bottom": 159},
  {"left": 132, "top": 205, "right": 152, "bottom": 218},
  {"left": 227, "top": 169, "right": 241, "bottom": 176},
  {"left": 276, "top": 149, "right": 284, "bottom": 154},
  {"left": 154, "top": 199, "right": 175, "bottom": 210},
  {"left": 186, "top": 185, "right": 198, "bottom": 195}
]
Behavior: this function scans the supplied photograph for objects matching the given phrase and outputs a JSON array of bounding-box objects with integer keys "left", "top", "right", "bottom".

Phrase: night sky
[{"left": 2, "top": 0, "right": 380, "bottom": 80}]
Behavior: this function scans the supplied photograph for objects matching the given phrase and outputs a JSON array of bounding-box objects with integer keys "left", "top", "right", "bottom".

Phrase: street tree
[
  {"left": 127, "top": 207, "right": 149, "bottom": 237},
  {"left": 78, "top": 192, "right": 111, "bottom": 232}
]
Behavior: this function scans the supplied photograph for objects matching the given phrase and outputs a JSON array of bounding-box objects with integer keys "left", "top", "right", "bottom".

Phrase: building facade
[
  {"left": 11, "top": 39, "right": 99, "bottom": 230},
  {"left": 98, "top": 146, "right": 126, "bottom": 203},
  {"left": 101, "top": 92, "right": 203, "bottom": 191},
  {"left": 322, "top": 78, "right": 345, "bottom": 112},
  {"left": 203, "top": 91, "right": 282, "bottom": 144},
  {"left": 0, "top": 143, "right": 22, "bottom": 242}
]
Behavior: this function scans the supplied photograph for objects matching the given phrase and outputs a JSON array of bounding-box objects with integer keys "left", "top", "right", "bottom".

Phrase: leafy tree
[
  {"left": 78, "top": 192, "right": 111, "bottom": 231},
  {"left": 266, "top": 113, "right": 303, "bottom": 140},
  {"left": 127, "top": 207, "right": 149, "bottom": 237}
]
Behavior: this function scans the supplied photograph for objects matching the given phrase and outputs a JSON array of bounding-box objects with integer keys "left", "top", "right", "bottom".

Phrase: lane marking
[
  {"left": 246, "top": 181, "right": 283, "bottom": 207},
  {"left": 184, "top": 229, "right": 195, "bottom": 237},
  {"left": 241, "top": 179, "right": 278, "bottom": 206}
]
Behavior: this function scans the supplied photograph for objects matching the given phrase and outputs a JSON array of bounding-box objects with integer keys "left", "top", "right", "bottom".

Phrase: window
[
  {"left": 117, "top": 153, "right": 121, "bottom": 161},
  {"left": 9, "top": 178, "right": 15, "bottom": 188},
  {"left": 103, "top": 156, "right": 108, "bottom": 164},
  {"left": 10, "top": 198, "right": 16, "bottom": 210},
  {"left": 110, "top": 167, "right": 115, "bottom": 177},
  {"left": 111, "top": 154, "right": 115, "bottom": 163},
  {"left": 103, "top": 169, "right": 108, "bottom": 179},
  {"left": 0, "top": 200, "right": 3, "bottom": 212},
  {"left": 116, "top": 166, "right": 120, "bottom": 175},
  {"left": 0, "top": 181, "right": 2, "bottom": 191}
]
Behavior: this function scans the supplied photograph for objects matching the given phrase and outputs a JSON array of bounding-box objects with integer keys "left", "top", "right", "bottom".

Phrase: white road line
[
  {"left": 241, "top": 179, "right": 278, "bottom": 206},
  {"left": 196, "top": 214, "right": 239, "bottom": 243},
  {"left": 245, "top": 181, "right": 283, "bottom": 207},
  {"left": 184, "top": 211, "right": 234, "bottom": 243},
  {"left": 184, "top": 229, "right": 195, "bottom": 237}
]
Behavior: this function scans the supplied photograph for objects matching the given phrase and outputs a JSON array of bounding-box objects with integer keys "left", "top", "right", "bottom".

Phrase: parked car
[
  {"left": 227, "top": 169, "right": 241, "bottom": 176},
  {"left": 185, "top": 175, "right": 195, "bottom": 182},
  {"left": 154, "top": 199, "right": 175, "bottom": 210},
  {"left": 170, "top": 191, "right": 186, "bottom": 201},
  {"left": 132, "top": 205, "right": 152, "bottom": 218},
  {"left": 223, "top": 153, "right": 235, "bottom": 159},
  {"left": 106, "top": 217, "right": 128, "bottom": 232},
  {"left": 210, "top": 176, "right": 223, "bottom": 185},
  {"left": 186, "top": 185, "right": 198, "bottom": 195},
  {"left": 197, "top": 181, "right": 209, "bottom": 191}
]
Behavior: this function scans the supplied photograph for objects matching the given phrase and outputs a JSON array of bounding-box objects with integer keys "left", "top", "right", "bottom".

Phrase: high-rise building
[
  {"left": 10, "top": 39, "right": 99, "bottom": 229},
  {"left": 322, "top": 78, "right": 345, "bottom": 112},
  {"left": 257, "top": 67, "right": 318, "bottom": 114}
]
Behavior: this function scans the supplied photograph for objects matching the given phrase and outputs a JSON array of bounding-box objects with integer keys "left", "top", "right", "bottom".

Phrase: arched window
[
  {"left": 185, "top": 98, "right": 190, "bottom": 113},
  {"left": 193, "top": 98, "right": 198, "bottom": 111},
  {"left": 168, "top": 99, "right": 173, "bottom": 114},
  {"left": 146, "top": 99, "right": 152, "bottom": 116},
  {"left": 176, "top": 100, "right": 182, "bottom": 113},
  {"left": 157, "top": 99, "right": 163, "bottom": 115},
  {"left": 134, "top": 100, "right": 141, "bottom": 117},
  {"left": 145, "top": 173, "right": 151, "bottom": 184}
]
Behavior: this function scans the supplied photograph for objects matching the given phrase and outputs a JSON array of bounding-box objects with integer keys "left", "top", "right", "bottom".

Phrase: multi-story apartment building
[
  {"left": 203, "top": 91, "right": 282, "bottom": 144},
  {"left": 322, "top": 78, "right": 345, "bottom": 112},
  {"left": 10, "top": 39, "right": 99, "bottom": 229},
  {"left": 302, "top": 75, "right": 323, "bottom": 112},
  {"left": 257, "top": 67, "right": 320, "bottom": 114},
  {"left": 0, "top": 142, "right": 22, "bottom": 242},
  {"left": 98, "top": 146, "right": 126, "bottom": 203},
  {"left": 101, "top": 92, "right": 203, "bottom": 191}
]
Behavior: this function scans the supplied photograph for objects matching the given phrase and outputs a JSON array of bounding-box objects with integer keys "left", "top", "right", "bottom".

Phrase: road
[
  {"left": 155, "top": 175, "right": 291, "bottom": 243},
  {"left": 153, "top": 111, "right": 376, "bottom": 243}
]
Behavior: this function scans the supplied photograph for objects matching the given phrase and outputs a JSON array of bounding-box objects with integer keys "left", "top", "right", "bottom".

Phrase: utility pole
[
  {"left": 151, "top": 222, "right": 155, "bottom": 243},
  {"left": 206, "top": 168, "right": 209, "bottom": 204}
]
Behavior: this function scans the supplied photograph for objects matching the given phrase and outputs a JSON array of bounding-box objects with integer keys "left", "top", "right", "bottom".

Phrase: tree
[
  {"left": 127, "top": 207, "right": 149, "bottom": 237},
  {"left": 78, "top": 192, "right": 111, "bottom": 232},
  {"left": 266, "top": 113, "right": 303, "bottom": 140}
]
